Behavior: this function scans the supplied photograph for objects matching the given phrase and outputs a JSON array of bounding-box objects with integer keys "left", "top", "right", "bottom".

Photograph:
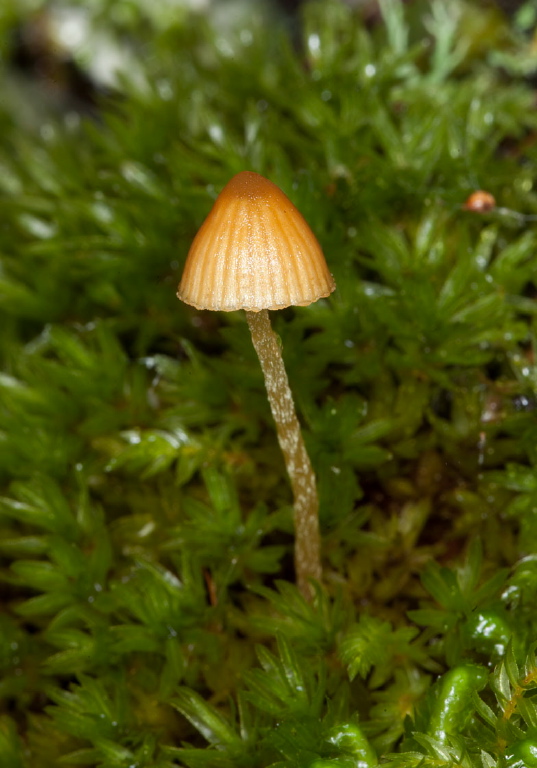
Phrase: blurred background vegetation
[{"left": 2, "top": 0, "right": 537, "bottom": 765}]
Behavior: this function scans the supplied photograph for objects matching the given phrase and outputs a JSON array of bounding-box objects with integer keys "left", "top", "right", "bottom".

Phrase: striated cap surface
[{"left": 177, "top": 171, "right": 335, "bottom": 312}]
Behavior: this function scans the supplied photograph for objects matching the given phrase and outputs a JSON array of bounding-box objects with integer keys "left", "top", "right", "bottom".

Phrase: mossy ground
[{"left": 1, "top": 0, "right": 537, "bottom": 766}]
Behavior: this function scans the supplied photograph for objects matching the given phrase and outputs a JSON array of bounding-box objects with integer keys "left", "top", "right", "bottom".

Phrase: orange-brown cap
[
  {"left": 177, "top": 171, "right": 335, "bottom": 312},
  {"left": 463, "top": 190, "right": 496, "bottom": 212}
]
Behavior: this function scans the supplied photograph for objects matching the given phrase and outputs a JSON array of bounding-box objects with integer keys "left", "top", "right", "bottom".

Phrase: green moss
[{"left": 1, "top": 0, "right": 537, "bottom": 765}]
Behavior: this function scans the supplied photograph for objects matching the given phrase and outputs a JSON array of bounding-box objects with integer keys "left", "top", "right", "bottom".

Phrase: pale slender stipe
[{"left": 246, "top": 309, "right": 322, "bottom": 597}]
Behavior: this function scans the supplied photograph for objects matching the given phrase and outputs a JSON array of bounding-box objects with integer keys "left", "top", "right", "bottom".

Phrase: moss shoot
[{"left": 1, "top": 0, "right": 537, "bottom": 766}]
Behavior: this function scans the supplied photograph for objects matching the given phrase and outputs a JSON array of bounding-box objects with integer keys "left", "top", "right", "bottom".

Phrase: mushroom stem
[{"left": 246, "top": 308, "right": 321, "bottom": 599}]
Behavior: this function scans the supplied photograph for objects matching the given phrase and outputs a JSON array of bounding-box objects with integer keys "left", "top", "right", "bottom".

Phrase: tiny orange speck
[{"left": 463, "top": 191, "right": 496, "bottom": 212}]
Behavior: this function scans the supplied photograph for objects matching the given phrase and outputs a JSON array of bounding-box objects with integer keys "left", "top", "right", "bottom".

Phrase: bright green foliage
[
  {"left": 2, "top": 0, "right": 537, "bottom": 765},
  {"left": 170, "top": 635, "right": 378, "bottom": 767},
  {"left": 408, "top": 539, "right": 511, "bottom": 665},
  {"left": 339, "top": 614, "right": 433, "bottom": 685}
]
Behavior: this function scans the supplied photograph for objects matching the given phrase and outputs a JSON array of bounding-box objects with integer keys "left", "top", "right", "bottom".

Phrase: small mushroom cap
[
  {"left": 463, "top": 190, "right": 496, "bottom": 212},
  {"left": 177, "top": 171, "right": 335, "bottom": 312}
]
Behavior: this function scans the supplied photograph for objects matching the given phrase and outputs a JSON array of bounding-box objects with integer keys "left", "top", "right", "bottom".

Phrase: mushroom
[
  {"left": 177, "top": 171, "right": 335, "bottom": 598},
  {"left": 463, "top": 191, "right": 496, "bottom": 212}
]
